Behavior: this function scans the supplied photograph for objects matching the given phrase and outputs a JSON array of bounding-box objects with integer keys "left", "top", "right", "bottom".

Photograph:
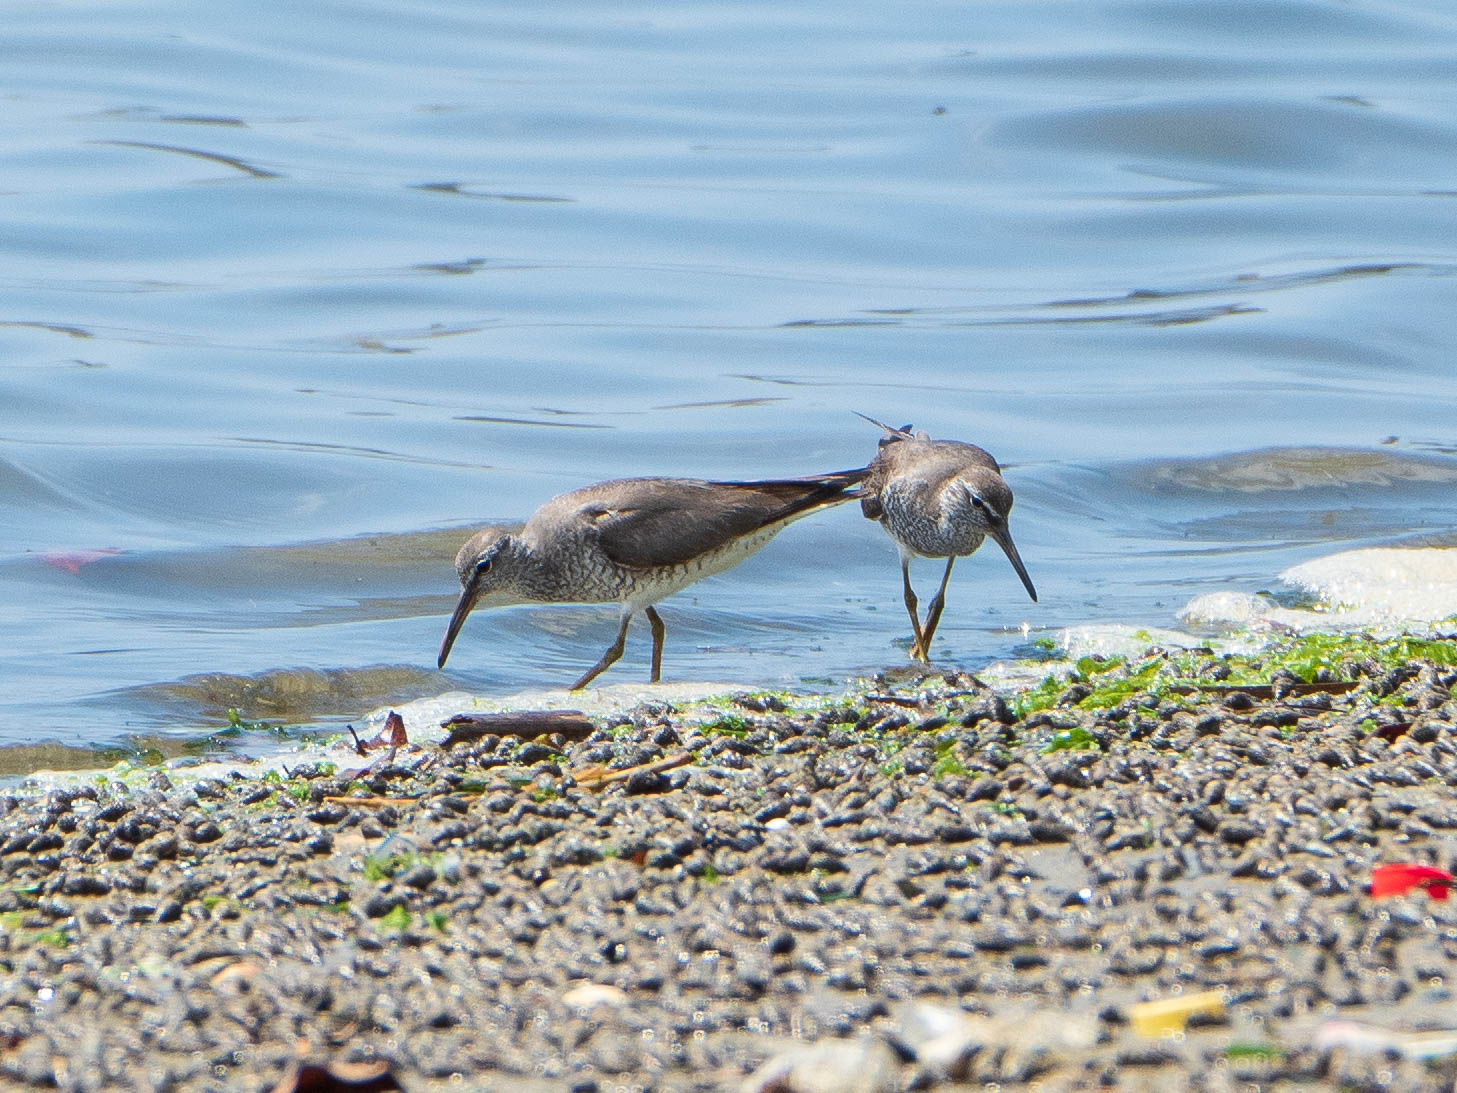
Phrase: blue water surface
[{"left": 2, "top": 0, "right": 1456, "bottom": 759}]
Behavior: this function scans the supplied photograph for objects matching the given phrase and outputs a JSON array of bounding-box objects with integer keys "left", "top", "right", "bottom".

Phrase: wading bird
[
  {"left": 857, "top": 416, "right": 1036, "bottom": 661},
  {"left": 438, "top": 469, "right": 868, "bottom": 688}
]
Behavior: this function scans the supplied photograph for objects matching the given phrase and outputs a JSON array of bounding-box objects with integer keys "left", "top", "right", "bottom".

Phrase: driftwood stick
[{"left": 441, "top": 710, "right": 596, "bottom": 748}]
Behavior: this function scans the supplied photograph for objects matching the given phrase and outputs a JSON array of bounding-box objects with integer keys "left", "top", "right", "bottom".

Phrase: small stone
[
  {"left": 60, "top": 873, "right": 110, "bottom": 896},
  {"left": 961, "top": 695, "right": 1010, "bottom": 726},
  {"left": 625, "top": 770, "right": 668, "bottom": 795},
  {"left": 743, "top": 1035, "right": 900, "bottom": 1093},
  {"left": 562, "top": 982, "right": 628, "bottom": 1010},
  {"left": 363, "top": 892, "right": 406, "bottom": 918},
  {"left": 1218, "top": 820, "right": 1261, "bottom": 846},
  {"left": 515, "top": 742, "right": 556, "bottom": 765},
  {"left": 307, "top": 804, "right": 348, "bottom": 825},
  {"left": 155, "top": 899, "right": 183, "bottom": 923}
]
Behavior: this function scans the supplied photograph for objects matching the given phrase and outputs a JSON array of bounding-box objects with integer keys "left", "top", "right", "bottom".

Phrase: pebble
[{"left": 743, "top": 1036, "right": 900, "bottom": 1093}]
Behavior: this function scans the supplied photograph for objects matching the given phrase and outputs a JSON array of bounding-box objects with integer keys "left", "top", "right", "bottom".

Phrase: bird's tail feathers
[
  {"left": 853, "top": 411, "right": 915, "bottom": 446},
  {"left": 715, "top": 468, "right": 870, "bottom": 524}
]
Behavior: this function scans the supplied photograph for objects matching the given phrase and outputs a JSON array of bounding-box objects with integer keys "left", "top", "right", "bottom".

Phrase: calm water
[{"left": 4, "top": 0, "right": 1457, "bottom": 765}]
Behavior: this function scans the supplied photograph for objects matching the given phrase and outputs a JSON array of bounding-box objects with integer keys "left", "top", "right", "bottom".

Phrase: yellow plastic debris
[{"left": 1128, "top": 989, "right": 1227, "bottom": 1038}]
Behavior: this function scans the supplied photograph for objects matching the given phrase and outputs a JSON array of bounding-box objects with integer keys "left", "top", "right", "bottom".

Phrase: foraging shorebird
[
  {"left": 857, "top": 415, "right": 1037, "bottom": 661},
  {"left": 437, "top": 470, "right": 868, "bottom": 689}
]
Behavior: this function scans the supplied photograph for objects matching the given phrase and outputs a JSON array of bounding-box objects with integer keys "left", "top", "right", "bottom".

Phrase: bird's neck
[{"left": 494, "top": 534, "right": 577, "bottom": 602}]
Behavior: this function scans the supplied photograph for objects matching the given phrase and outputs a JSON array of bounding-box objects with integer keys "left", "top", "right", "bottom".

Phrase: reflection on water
[
  {"left": 2, "top": 0, "right": 1457, "bottom": 765},
  {"left": 1138, "top": 447, "right": 1457, "bottom": 494},
  {"left": 992, "top": 97, "right": 1457, "bottom": 182},
  {"left": 115, "top": 665, "right": 445, "bottom": 725}
]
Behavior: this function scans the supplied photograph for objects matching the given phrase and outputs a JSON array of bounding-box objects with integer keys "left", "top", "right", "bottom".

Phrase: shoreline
[{"left": 0, "top": 632, "right": 1454, "bottom": 1090}]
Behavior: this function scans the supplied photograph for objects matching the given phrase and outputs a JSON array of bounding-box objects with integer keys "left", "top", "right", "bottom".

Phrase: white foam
[
  {"left": 1059, "top": 623, "right": 1206, "bottom": 661},
  {"left": 1175, "top": 547, "right": 1457, "bottom": 638},
  {"left": 1281, "top": 547, "right": 1457, "bottom": 627},
  {"left": 1177, "top": 591, "right": 1309, "bottom": 634}
]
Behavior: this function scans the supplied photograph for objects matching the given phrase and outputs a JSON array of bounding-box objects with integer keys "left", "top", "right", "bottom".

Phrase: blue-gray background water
[{"left": 4, "top": 0, "right": 1457, "bottom": 765}]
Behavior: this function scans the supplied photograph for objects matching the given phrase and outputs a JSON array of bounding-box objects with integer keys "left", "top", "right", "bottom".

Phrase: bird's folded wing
[{"left": 585, "top": 479, "right": 850, "bottom": 570}]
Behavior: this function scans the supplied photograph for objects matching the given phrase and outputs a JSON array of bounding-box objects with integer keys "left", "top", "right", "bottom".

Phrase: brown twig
[
  {"left": 572, "top": 752, "right": 691, "bottom": 791},
  {"left": 321, "top": 795, "right": 419, "bottom": 808}
]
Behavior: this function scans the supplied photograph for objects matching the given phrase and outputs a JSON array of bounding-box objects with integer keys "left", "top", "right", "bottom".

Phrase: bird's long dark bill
[
  {"left": 437, "top": 576, "right": 481, "bottom": 669},
  {"left": 991, "top": 527, "right": 1038, "bottom": 603}
]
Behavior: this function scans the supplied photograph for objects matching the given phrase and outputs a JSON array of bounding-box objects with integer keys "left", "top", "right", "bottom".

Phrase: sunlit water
[{"left": 4, "top": 0, "right": 1457, "bottom": 768}]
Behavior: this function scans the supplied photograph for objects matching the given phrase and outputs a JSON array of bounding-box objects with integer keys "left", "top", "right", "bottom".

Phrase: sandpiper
[
  {"left": 857, "top": 415, "right": 1036, "bottom": 661},
  {"left": 437, "top": 469, "right": 867, "bottom": 689}
]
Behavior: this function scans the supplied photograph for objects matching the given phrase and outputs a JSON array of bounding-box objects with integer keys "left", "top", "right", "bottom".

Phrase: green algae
[
  {"left": 1013, "top": 653, "right": 1159, "bottom": 718},
  {"left": 931, "top": 738, "right": 969, "bottom": 778},
  {"left": 1215, "top": 631, "right": 1457, "bottom": 683},
  {"left": 1012, "top": 675, "right": 1068, "bottom": 718},
  {"left": 363, "top": 853, "right": 416, "bottom": 883},
  {"left": 1041, "top": 726, "right": 1099, "bottom": 754},
  {"left": 702, "top": 715, "right": 750, "bottom": 736},
  {"left": 225, "top": 708, "right": 280, "bottom": 732},
  {"left": 1011, "top": 631, "right": 1456, "bottom": 720},
  {"left": 1225, "top": 1042, "right": 1283, "bottom": 1063}
]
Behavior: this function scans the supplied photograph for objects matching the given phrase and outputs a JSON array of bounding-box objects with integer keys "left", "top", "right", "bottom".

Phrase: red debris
[
  {"left": 385, "top": 710, "right": 408, "bottom": 749},
  {"left": 350, "top": 711, "right": 409, "bottom": 756},
  {"left": 1371, "top": 862, "right": 1455, "bottom": 901},
  {"left": 41, "top": 548, "right": 121, "bottom": 575}
]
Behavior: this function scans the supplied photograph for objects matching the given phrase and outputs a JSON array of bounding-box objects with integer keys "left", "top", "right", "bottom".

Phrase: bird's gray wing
[{"left": 583, "top": 477, "right": 857, "bottom": 570}]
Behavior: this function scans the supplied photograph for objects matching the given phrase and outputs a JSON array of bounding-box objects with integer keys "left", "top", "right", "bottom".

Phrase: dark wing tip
[{"left": 853, "top": 411, "right": 915, "bottom": 445}]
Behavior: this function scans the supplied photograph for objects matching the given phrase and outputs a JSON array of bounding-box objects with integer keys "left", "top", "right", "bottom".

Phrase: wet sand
[{"left": 0, "top": 642, "right": 1455, "bottom": 1091}]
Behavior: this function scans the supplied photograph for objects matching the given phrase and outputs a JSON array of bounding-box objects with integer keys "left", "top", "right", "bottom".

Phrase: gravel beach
[{"left": 2, "top": 637, "right": 1456, "bottom": 1092}]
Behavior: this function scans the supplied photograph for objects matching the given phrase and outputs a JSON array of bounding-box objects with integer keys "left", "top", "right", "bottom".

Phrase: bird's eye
[
  {"left": 970, "top": 495, "right": 986, "bottom": 510},
  {"left": 474, "top": 558, "right": 492, "bottom": 575}
]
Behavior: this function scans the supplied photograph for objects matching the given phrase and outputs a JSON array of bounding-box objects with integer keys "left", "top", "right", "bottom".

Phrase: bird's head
[
  {"left": 955, "top": 473, "right": 1037, "bottom": 603},
  {"left": 438, "top": 527, "right": 520, "bottom": 668}
]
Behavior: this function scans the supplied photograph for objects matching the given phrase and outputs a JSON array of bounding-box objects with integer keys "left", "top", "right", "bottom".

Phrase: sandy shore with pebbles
[{"left": 0, "top": 637, "right": 1456, "bottom": 1091}]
